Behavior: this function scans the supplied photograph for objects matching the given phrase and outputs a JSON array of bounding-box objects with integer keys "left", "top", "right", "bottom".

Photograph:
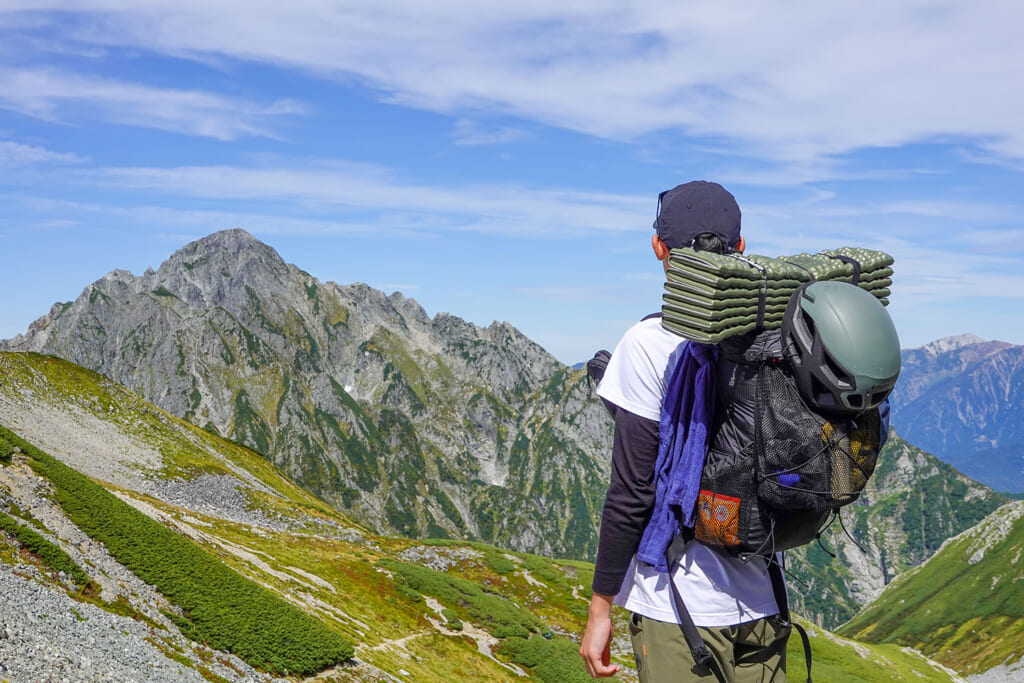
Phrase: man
[{"left": 580, "top": 181, "right": 789, "bottom": 682}]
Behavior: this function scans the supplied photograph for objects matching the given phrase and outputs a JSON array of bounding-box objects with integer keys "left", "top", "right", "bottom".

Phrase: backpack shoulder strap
[
  {"left": 665, "top": 534, "right": 726, "bottom": 683},
  {"left": 767, "top": 556, "right": 813, "bottom": 683}
]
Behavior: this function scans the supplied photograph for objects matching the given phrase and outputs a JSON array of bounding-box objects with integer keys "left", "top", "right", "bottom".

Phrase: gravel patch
[
  {"left": 968, "top": 658, "right": 1024, "bottom": 683},
  {"left": 0, "top": 460, "right": 287, "bottom": 683},
  {"left": 397, "top": 545, "right": 481, "bottom": 572},
  {"left": 0, "top": 562, "right": 205, "bottom": 683}
]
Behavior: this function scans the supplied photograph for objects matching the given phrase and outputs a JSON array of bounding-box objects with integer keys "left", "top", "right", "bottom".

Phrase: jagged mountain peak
[
  {"left": 159, "top": 228, "right": 284, "bottom": 279},
  {"left": 151, "top": 229, "right": 295, "bottom": 308},
  {"left": 171, "top": 227, "right": 268, "bottom": 256}
]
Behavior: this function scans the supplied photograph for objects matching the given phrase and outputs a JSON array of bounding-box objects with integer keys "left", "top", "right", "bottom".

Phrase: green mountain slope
[
  {"left": 839, "top": 499, "right": 1024, "bottom": 675},
  {"left": 0, "top": 352, "right": 604, "bottom": 681},
  {"left": 0, "top": 351, "right": 968, "bottom": 681}
]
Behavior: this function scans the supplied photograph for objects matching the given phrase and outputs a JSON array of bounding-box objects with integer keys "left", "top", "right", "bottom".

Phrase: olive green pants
[{"left": 628, "top": 613, "right": 789, "bottom": 683}]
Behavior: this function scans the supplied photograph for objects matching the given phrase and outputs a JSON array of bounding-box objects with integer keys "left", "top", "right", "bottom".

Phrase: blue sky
[{"left": 2, "top": 2, "right": 1023, "bottom": 364}]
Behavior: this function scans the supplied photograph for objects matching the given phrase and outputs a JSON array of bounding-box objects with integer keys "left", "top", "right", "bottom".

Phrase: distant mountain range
[
  {"left": 890, "top": 334, "right": 1024, "bottom": 492},
  {"left": 2, "top": 228, "right": 1020, "bottom": 633}
]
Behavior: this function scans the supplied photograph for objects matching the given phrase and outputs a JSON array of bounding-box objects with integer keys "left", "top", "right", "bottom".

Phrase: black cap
[{"left": 653, "top": 181, "right": 741, "bottom": 249}]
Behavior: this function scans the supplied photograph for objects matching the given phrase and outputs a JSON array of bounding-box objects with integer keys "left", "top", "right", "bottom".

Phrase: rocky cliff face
[
  {"left": 890, "top": 335, "right": 1024, "bottom": 492},
  {"left": 2, "top": 229, "right": 613, "bottom": 558}
]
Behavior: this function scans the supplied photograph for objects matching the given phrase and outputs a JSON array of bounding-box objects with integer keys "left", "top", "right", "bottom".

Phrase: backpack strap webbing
[
  {"left": 664, "top": 536, "right": 813, "bottom": 683},
  {"left": 767, "top": 556, "right": 813, "bottom": 683},
  {"left": 665, "top": 534, "right": 726, "bottom": 682}
]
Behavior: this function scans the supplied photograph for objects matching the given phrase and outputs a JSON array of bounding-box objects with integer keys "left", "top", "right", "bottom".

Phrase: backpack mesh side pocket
[{"left": 755, "top": 363, "right": 880, "bottom": 513}]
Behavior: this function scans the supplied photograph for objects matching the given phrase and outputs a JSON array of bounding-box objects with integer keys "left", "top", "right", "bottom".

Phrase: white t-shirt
[{"left": 597, "top": 316, "right": 780, "bottom": 627}]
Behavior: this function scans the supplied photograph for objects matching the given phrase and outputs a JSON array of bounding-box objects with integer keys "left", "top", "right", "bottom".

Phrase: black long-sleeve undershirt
[{"left": 591, "top": 406, "right": 661, "bottom": 597}]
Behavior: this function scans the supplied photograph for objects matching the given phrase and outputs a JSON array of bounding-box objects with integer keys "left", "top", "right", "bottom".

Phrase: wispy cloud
[
  {"left": 5, "top": 3, "right": 1024, "bottom": 161},
  {"left": 78, "top": 163, "right": 650, "bottom": 237},
  {"left": 0, "top": 67, "right": 305, "bottom": 140},
  {"left": 0, "top": 139, "right": 85, "bottom": 165},
  {"left": 451, "top": 119, "right": 530, "bottom": 146}
]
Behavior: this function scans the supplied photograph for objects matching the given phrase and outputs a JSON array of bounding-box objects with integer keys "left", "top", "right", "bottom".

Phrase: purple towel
[{"left": 637, "top": 341, "right": 717, "bottom": 571}]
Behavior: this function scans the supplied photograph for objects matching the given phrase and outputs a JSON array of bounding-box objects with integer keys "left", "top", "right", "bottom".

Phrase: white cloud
[
  {"left": 80, "top": 163, "right": 650, "bottom": 237},
  {"left": 0, "top": 140, "right": 85, "bottom": 165},
  {"left": 5, "top": 2, "right": 1024, "bottom": 160},
  {"left": 0, "top": 67, "right": 305, "bottom": 140},
  {"left": 451, "top": 119, "right": 529, "bottom": 146}
]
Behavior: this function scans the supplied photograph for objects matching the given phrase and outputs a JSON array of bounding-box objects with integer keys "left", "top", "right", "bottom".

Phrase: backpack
[{"left": 691, "top": 327, "right": 882, "bottom": 558}]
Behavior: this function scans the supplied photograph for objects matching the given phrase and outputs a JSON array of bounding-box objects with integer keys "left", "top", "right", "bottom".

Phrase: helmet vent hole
[
  {"left": 803, "top": 315, "right": 816, "bottom": 339},
  {"left": 823, "top": 351, "right": 851, "bottom": 386},
  {"left": 810, "top": 376, "right": 833, "bottom": 407}
]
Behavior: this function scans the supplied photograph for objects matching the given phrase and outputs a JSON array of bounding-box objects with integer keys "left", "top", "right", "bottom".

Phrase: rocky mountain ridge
[{"left": 2, "top": 229, "right": 613, "bottom": 559}]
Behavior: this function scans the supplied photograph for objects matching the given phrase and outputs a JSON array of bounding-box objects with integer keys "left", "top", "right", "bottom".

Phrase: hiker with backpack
[{"left": 579, "top": 181, "right": 901, "bottom": 682}]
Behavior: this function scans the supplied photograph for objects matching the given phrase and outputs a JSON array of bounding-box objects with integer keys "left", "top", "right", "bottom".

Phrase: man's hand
[{"left": 580, "top": 593, "right": 621, "bottom": 678}]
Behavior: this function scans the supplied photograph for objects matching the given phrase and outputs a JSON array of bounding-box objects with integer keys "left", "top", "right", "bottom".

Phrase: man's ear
[
  {"left": 736, "top": 236, "right": 746, "bottom": 253},
  {"left": 652, "top": 235, "right": 671, "bottom": 261}
]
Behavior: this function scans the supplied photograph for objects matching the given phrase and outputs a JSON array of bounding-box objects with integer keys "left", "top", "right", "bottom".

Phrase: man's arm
[
  {"left": 581, "top": 407, "right": 660, "bottom": 678},
  {"left": 592, "top": 408, "right": 661, "bottom": 594}
]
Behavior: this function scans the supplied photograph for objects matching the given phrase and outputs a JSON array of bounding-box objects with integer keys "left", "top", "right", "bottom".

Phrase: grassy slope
[
  {"left": 0, "top": 352, "right": 343, "bottom": 522},
  {"left": 0, "top": 350, "right": 968, "bottom": 682},
  {"left": 839, "top": 500, "right": 1024, "bottom": 675},
  {"left": 1, "top": 424, "right": 353, "bottom": 675},
  {"left": 787, "top": 624, "right": 965, "bottom": 682}
]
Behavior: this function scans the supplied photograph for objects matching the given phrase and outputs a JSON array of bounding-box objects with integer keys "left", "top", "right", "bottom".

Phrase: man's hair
[{"left": 690, "top": 231, "right": 733, "bottom": 254}]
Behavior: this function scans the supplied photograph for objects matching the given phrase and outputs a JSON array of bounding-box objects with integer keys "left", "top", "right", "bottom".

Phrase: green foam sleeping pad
[{"left": 661, "top": 246, "right": 894, "bottom": 342}]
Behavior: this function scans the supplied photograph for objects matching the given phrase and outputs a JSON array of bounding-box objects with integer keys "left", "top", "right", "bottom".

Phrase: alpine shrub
[
  {"left": 499, "top": 636, "right": 593, "bottom": 683},
  {"left": 379, "top": 558, "right": 540, "bottom": 638},
  {"left": 0, "top": 510, "right": 91, "bottom": 586}
]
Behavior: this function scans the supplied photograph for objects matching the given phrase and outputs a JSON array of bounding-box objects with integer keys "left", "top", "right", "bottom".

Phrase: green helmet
[{"left": 781, "top": 281, "right": 901, "bottom": 414}]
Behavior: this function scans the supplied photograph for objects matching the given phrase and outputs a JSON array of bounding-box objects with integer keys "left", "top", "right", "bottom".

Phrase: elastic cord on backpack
[
  {"left": 821, "top": 253, "right": 862, "bottom": 286},
  {"left": 727, "top": 253, "right": 770, "bottom": 330},
  {"left": 837, "top": 509, "right": 867, "bottom": 554}
]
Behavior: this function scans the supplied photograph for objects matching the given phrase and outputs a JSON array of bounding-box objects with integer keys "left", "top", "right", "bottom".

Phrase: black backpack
[{"left": 692, "top": 327, "right": 881, "bottom": 558}]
